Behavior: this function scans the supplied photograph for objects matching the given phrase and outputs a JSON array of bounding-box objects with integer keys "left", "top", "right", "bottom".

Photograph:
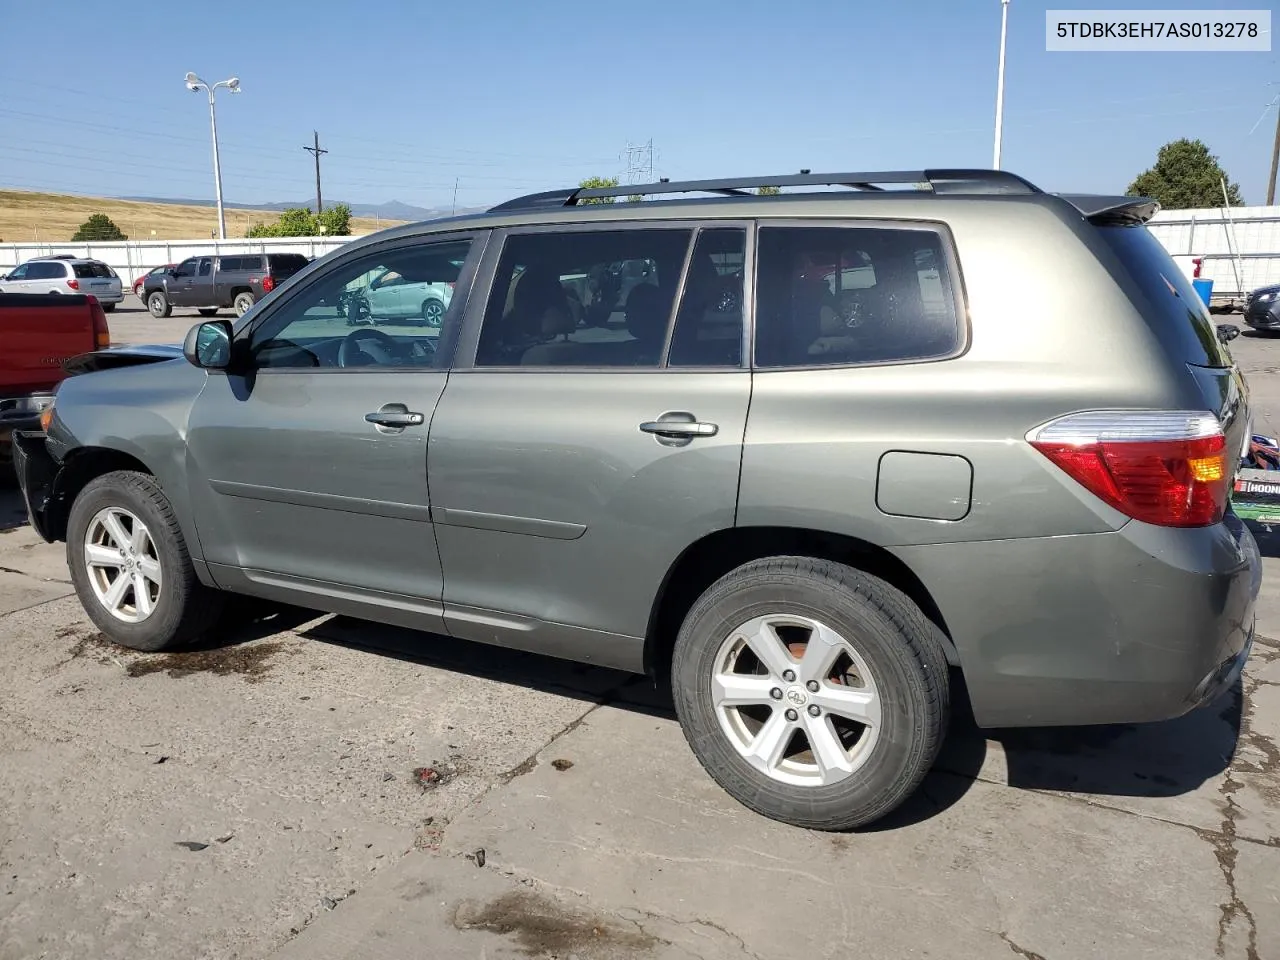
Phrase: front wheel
[
  {"left": 197, "top": 307, "right": 219, "bottom": 317},
  {"left": 66, "top": 471, "right": 223, "bottom": 651},
  {"left": 671, "top": 557, "right": 949, "bottom": 831},
  {"left": 420, "top": 297, "right": 445, "bottom": 327},
  {"left": 234, "top": 292, "right": 256, "bottom": 317},
  {"left": 148, "top": 291, "right": 172, "bottom": 318}
]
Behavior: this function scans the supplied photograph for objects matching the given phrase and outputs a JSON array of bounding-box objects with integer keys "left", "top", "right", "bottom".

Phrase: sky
[{"left": 0, "top": 0, "right": 1276, "bottom": 212}]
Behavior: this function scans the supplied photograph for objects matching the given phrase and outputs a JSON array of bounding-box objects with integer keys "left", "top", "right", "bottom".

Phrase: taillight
[
  {"left": 88, "top": 295, "right": 111, "bottom": 349},
  {"left": 1029, "top": 411, "right": 1230, "bottom": 527},
  {"left": 262, "top": 275, "right": 276, "bottom": 293},
  {"left": 67, "top": 278, "right": 80, "bottom": 291}
]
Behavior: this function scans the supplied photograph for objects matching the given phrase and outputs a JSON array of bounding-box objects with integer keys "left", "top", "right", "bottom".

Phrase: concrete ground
[{"left": 1, "top": 304, "right": 1278, "bottom": 960}]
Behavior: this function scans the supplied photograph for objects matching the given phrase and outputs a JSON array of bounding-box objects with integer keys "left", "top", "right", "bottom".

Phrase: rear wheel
[
  {"left": 148, "top": 291, "right": 172, "bottom": 318},
  {"left": 234, "top": 292, "right": 255, "bottom": 317},
  {"left": 671, "top": 557, "right": 949, "bottom": 830},
  {"left": 197, "top": 307, "right": 219, "bottom": 317},
  {"left": 66, "top": 471, "right": 223, "bottom": 652}
]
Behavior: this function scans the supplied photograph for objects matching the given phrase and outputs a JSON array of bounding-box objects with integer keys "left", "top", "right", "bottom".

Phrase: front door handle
[
  {"left": 639, "top": 414, "right": 718, "bottom": 439},
  {"left": 366, "top": 409, "right": 425, "bottom": 428}
]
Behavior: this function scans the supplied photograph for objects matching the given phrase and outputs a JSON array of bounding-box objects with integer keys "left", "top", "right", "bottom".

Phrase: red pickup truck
[{"left": 1, "top": 293, "right": 111, "bottom": 475}]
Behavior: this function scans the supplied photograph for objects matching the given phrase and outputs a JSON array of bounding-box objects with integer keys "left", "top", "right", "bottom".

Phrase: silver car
[
  {"left": 0, "top": 256, "right": 124, "bottom": 309},
  {"left": 12, "top": 169, "right": 1260, "bottom": 830}
]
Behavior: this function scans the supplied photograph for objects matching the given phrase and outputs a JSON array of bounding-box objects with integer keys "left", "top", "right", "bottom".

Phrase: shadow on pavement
[
  {"left": 0, "top": 487, "right": 28, "bottom": 532},
  {"left": 1244, "top": 518, "right": 1280, "bottom": 558},
  {"left": 297, "top": 614, "right": 1242, "bottom": 832}
]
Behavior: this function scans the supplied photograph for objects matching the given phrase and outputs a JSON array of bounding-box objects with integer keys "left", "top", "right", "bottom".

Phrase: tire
[
  {"left": 102, "top": 303, "right": 116, "bottom": 312},
  {"left": 197, "top": 308, "right": 219, "bottom": 317},
  {"left": 66, "top": 470, "right": 224, "bottom": 652},
  {"left": 420, "top": 297, "right": 445, "bottom": 327},
  {"left": 234, "top": 292, "right": 255, "bottom": 317},
  {"left": 671, "top": 556, "right": 949, "bottom": 831},
  {"left": 148, "top": 291, "right": 172, "bottom": 318}
]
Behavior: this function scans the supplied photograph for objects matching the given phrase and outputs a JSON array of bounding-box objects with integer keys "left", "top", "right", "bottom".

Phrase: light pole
[
  {"left": 992, "top": 0, "right": 1010, "bottom": 169},
  {"left": 184, "top": 72, "right": 241, "bottom": 240}
]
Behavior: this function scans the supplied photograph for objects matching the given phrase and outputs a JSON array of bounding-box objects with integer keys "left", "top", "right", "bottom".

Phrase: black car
[
  {"left": 1244, "top": 283, "right": 1280, "bottom": 331},
  {"left": 142, "top": 252, "right": 311, "bottom": 319}
]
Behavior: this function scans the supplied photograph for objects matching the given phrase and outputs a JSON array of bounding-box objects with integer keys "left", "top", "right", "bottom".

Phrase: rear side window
[
  {"left": 754, "top": 226, "right": 960, "bottom": 368},
  {"left": 476, "top": 228, "right": 692, "bottom": 367},
  {"left": 219, "top": 256, "right": 242, "bottom": 271},
  {"left": 268, "top": 254, "right": 309, "bottom": 277},
  {"left": 1095, "top": 225, "right": 1231, "bottom": 368},
  {"left": 73, "top": 262, "right": 113, "bottom": 278}
]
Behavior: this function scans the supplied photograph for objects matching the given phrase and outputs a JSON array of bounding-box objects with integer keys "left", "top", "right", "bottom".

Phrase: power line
[{"left": 303, "top": 131, "right": 328, "bottom": 214}]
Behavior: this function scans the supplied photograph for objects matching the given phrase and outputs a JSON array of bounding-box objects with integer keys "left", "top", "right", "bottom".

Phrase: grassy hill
[{"left": 0, "top": 190, "right": 406, "bottom": 243}]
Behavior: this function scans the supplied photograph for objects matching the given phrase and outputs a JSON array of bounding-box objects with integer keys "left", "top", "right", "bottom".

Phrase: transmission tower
[{"left": 622, "top": 139, "right": 654, "bottom": 184}]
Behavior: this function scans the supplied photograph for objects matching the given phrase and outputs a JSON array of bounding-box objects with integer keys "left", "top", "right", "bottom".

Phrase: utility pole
[
  {"left": 452, "top": 177, "right": 459, "bottom": 216},
  {"left": 303, "top": 131, "right": 328, "bottom": 214},
  {"left": 993, "top": 0, "right": 1010, "bottom": 169},
  {"left": 1268, "top": 97, "right": 1280, "bottom": 206}
]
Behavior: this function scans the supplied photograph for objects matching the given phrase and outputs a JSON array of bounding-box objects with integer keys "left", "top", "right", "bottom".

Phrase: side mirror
[
  {"left": 1216, "top": 323, "right": 1240, "bottom": 344},
  {"left": 183, "top": 319, "right": 233, "bottom": 370}
]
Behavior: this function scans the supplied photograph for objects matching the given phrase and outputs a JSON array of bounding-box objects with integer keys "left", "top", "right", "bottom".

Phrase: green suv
[{"left": 13, "top": 169, "right": 1259, "bottom": 830}]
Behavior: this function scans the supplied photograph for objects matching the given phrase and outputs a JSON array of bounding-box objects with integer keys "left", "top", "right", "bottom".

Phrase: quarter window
[
  {"left": 475, "top": 229, "right": 692, "bottom": 368},
  {"left": 754, "top": 226, "right": 960, "bottom": 368}
]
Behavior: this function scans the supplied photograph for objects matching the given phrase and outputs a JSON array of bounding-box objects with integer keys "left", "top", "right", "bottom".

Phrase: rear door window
[
  {"left": 198, "top": 258, "right": 213, "bottom": 277},
  {"left": 219, "top": 257, "right": 242, "bottom": 271},
  {"left": 1095, "top": 225, "right": 1231, "bottom": 368},
  {"left": 754, "top": 225, "right": 961, "bottom": 367}
]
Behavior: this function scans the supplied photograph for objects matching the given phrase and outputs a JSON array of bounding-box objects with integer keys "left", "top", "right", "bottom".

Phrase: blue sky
[{"left": 0, "top": 0, "right": 1276, "bottom": 211}]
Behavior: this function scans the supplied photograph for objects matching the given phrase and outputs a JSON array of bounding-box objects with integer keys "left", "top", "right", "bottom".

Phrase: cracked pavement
[{"left": 0, "top": 317, "right": 1278, "bottom": 959}]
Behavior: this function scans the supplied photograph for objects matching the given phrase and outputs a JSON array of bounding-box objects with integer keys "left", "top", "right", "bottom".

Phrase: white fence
[
  {"left": 0, "top": 236, "right": 355, "bottom": 286},
  {"left": 1148, "top": 205, "right": 1280, "bottom": 301},
  {"left": 3, "top": 202, "right": 1280, "bottom": 300}
]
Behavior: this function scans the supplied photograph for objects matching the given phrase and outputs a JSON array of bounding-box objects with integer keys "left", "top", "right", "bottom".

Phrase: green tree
[
  {"left": 1127, "top": 139, "right": 1244, "bottom": 209},
  {"left": 578, "top": 176, "right": 619, "bottom": 204},
  {"left": 318, "top": 203, "right": 352, "bottom": 236},
  {"left": 756, "top": 185, "right": 781, "bottom": 196},
  {"left": 71, "top": 213, "right": 127, "bottom": 241}
]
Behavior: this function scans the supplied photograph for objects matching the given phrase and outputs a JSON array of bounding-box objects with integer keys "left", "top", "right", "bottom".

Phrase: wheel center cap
[{"left": 785, "top": 687, "right": 808, "bottom": 707}]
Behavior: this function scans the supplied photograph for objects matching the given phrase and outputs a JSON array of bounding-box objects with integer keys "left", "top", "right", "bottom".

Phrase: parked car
[
  {"left": 133, "top": 264, "right": 175, "bottom": 300},
  {"left": 1244, "top": 283, "right": 1280, "bottom": 331},
  {"left": 142, "top": 252, "right": 310, "bottom": 319},
  {"left": 11, "top": 168, "right": 1259, "bottom": 831},
  {"left": 0, "top": 257, "right": 124, "bottom": 310},
  {"left": 0, "top": 293, "right": 110, "bottom": 477},
  {"left": 342, "top": 265, "right": 454, "bottom": 327}
]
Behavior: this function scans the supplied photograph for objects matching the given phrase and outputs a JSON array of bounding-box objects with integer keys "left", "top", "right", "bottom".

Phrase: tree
[
  {"left": 756, "top": 185, "right": 781, "bottom": 196},
  {"left": 578, "top": 176, "right": 619, "bottom": 204},
  {"left": 247, "top": 203, "right": 352, "bottom": 238},
  {"left": 318, "top": 203, "right": 352, "bottom": 237},
  {"left": 1127, "top": 139, "right": 1244, "bottom": 209},
  {"left": 71, "top": 213, "right": 127, "bottom": 241}
]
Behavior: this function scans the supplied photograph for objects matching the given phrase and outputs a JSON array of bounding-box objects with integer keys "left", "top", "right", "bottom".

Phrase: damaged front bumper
[{"left": 12, "top": 430, "right": 59, "bottom": 542}]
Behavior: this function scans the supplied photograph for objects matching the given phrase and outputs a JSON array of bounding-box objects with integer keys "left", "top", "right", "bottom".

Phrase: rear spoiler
[{"left": 1055, "top": 194, "right": 1160, "bottom": 226}]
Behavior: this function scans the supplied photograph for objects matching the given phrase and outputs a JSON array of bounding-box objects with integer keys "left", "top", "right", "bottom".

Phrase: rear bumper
[
  {"left": 11, "top": 431, "right": 59, "bottom": 541},
  {"left": 893, "top": 512, "right": 1260, "bottom": 728}
]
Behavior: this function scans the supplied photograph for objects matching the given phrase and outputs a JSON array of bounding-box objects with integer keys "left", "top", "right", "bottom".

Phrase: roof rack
[{"left": 488, "top": 168, "right": 1042, "bottom": 212}]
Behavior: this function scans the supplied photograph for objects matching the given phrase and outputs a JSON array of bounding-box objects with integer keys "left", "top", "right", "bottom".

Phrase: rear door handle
[
  {"left": 365, "top": 410, "right": 425, "bottom": 428},
  {"left": 639, "top": 416, "right": 718, "bottom": 439}
]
